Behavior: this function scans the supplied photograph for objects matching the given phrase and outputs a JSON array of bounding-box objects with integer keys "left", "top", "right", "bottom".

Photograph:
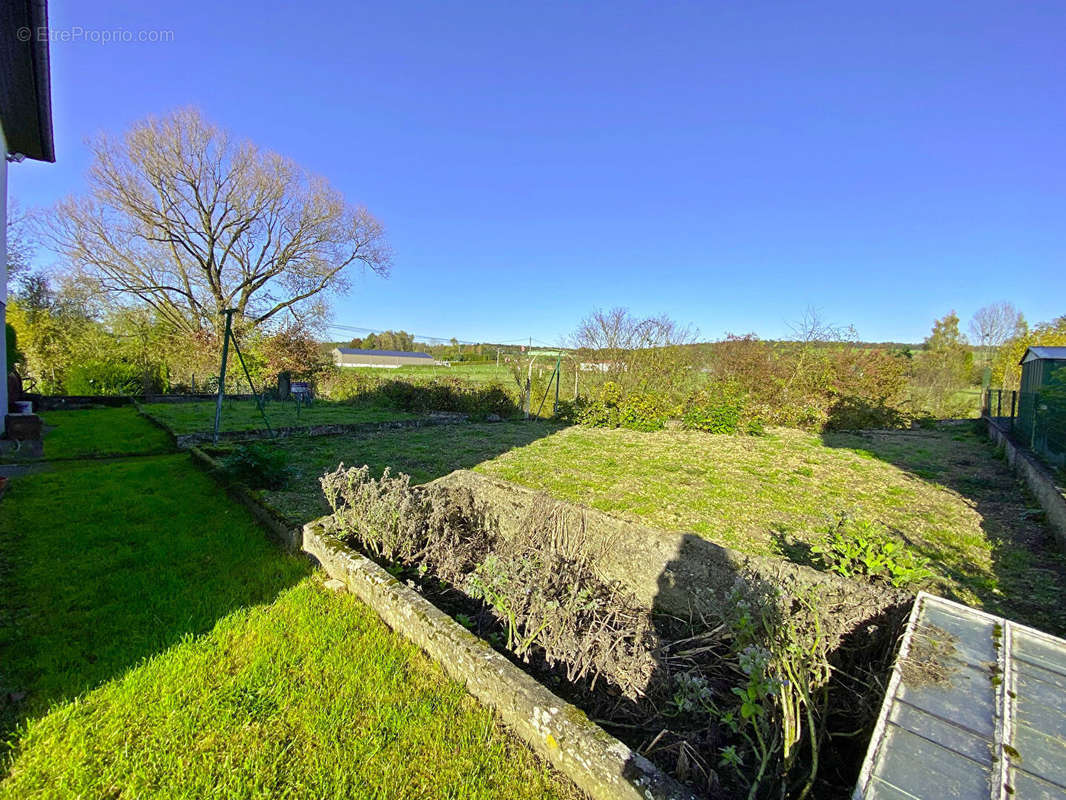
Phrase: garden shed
[
  {"left": 1016, "top": 346, "right": 1066, "bottom": 463},
  {"left": 1019, "top": 347, "right": 1066, "bottom": 396}
]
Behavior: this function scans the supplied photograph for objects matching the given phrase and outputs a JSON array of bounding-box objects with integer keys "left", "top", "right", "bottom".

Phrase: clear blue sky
[{"left": 9, "top": 0, "right": 1064, "bottom": 345}]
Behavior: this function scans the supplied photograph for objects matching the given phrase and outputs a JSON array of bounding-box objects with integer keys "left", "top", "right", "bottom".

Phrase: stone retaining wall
[
  {"left": 30, "top": 393, "right": 257, "bottom": 411},
  {"left": 188, "top": 447, "right": 301, "bottom": 550},
  {"left": 985, "top": 415, "right": 1066, "bottom": 551},
  {"left": 303, "top": 519, "right": 700, "bottom": 800},
  {"left": 429, "top": 470, "right": 908, "bottom": 650}
]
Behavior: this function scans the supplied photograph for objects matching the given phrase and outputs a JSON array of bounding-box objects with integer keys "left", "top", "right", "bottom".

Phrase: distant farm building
[
  {"left": 332, "top": 348, "right": 435, "bottom": 368},
  {"left": 579, "top": 362, "right": 627, "bottom": 372}
]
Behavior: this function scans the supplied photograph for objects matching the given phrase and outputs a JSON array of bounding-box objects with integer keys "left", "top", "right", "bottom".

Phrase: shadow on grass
[
  {"left": 820, "top": 420, "right": 1066, "bottom": 635},
  {"left": 0, "top": 454, "right": 310, "bottom": 752},
  {"left": 606, "top": 532, "right": 908, "bottom": 799},
  {"left": 250, "top": 420, "right": 565, "bottom": 528}
]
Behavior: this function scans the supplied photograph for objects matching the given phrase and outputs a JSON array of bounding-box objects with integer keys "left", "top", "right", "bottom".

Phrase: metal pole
[
  {"left": 553, "top": 358, "right": 560, "bottom": 415},
  {"left": 213, "top": 309, "right": 234, "bottom": 444},
  {"left": 535, "top": 363, "right": 557, "bottom": 418},
  {"left": 227, "top": 327, "right": 274, "bottom": 437}
]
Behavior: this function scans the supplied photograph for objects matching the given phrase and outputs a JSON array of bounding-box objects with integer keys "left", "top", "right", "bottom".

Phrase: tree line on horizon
[{"left": 4, "top": 107, "right": 1061, "bottom": 407}]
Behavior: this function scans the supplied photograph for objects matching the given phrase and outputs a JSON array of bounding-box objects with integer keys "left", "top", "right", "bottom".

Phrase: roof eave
[{"left": 29, "top": 0, "right": 54, "bottom": 163}]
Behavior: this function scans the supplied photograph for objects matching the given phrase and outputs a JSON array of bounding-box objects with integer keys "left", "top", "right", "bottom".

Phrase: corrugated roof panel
[
  {"left": 1020, "top": 347, "right": 1066, "bottom": 364},
  {"left": 855, "top": 593, "right": 1066, "bottom": 800}
]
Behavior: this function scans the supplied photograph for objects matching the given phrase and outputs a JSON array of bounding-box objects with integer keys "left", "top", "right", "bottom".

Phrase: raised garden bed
[{"left": 307, "top": 466, "right": 911, "bottom": 799}]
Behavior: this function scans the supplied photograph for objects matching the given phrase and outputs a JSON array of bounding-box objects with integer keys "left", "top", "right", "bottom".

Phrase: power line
[{"left": 325, "top": 322, "right": 546, "bottom": 347}]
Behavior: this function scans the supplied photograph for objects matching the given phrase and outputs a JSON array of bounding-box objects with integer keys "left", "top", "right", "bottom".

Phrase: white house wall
[{"left": 0, "top": 120, "right": 8, "bottom": 433}]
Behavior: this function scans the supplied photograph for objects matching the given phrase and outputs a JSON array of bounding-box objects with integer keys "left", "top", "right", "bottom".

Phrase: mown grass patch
[
  {"left": 140, "top": 399, "right": 418, "bottom": 435},
  {"left": 476, "top": 424, "right": 1066, "bottom": 632},
  {"left": 1, "top": 582, "right": 578, "bottom": 800},
  {"left": 337, "top": 362, "right": 515, "bottom": 384},
  {"left": 0, "top": 441, "right": 577, "bottom": 798},
  {"left": 224, "top": 418, "right": 1065, "bottom": 633},
  {"left": 240, "top": 421, "right": 561, "bottom": 526},
  {"left": 0, "top": 455, "right": 311, "bottom": 742},
  {"left": 5, "top": 406, "right": 174, "bottom": 460}
]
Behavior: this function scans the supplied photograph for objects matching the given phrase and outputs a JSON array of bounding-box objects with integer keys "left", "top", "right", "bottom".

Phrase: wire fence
[{"left": 983, "top": 388, "right": 1066, "bottom": 468}]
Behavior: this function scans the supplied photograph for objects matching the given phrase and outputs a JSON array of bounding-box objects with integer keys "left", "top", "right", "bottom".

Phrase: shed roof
[
  {"left": 334, "top": 348, "right": 433, "bottom": 359},
  {"left": 0, "top": 0, "right": 55, "bottom": 162},
  {"left": 1019, "top": 346, "right": 1066, "bottom": 365}
]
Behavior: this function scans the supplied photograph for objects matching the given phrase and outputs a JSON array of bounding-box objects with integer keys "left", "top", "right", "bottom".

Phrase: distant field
[
  {"left": 338, "top": 361, "right": 514, "bottom": 383},
  {"left": 140, "top": 400, "right": 418, "bottom": 435},
  {"left": 248, "top": 421, "right": 1066, "bottom": 634},
  {"left": 337, "top": 360, "right": 580, "bottom": 393}
]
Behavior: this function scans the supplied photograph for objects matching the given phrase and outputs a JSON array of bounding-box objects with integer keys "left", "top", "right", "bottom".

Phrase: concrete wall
[
  {"left": 429, "top": 470, "right": 908, "bottom": 652},
  {"left": 303, "top": 520, "right": 699, "bottom": 800},
  {"left": 985, "top": 416, "right": 1066, "bottom": 551}
]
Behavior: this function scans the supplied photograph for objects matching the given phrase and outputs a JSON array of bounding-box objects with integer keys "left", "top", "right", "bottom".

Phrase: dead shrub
[
  {"left": 469, "top": 498, "right": 658, "bottom": 699},
  {"left": 320, "top": 464, "right": 429, "bottom": 563},
  {"left": 320, "top": 463, "right": 657, "bottom": 700}
]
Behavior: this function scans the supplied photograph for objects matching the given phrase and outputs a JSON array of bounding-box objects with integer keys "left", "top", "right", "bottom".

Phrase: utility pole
[{"left": 213, "top": 309, "right": 235, "bottom": 444}]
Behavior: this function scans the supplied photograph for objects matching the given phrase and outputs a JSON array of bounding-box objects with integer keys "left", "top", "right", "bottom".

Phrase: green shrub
[
  {"left": 317, "top": 371, "right": 520, "bottom": 418},
  {"left": 680, "top": 383, "right": 766, "bottom": 435},
  {"left": 813, "top": 514, "right": 931, "bottom": 588},
  {"left": 64, "top": 360, "right": 145, "bottom": 395},
  {"left": 825, "top": 396, "right": 911, "bottom": 431},
  {"left": 220, "top": 443, "right": 294, "bottom": 490},
  {"left": 683, "top": 386, "right": 744, "bottom": 434},
  {"left": 575, "top": 382, "right": 671, "bottom": 431},
  {"left": 618, "top": 392, "right": 671, "bottom": 431},
  {"left": 6, "top": 323, "right": 23, "bottom": 368}
]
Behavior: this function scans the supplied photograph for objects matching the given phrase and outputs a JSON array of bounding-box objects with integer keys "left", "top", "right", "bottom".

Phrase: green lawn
[
  {"left": 339, "top": 362, "right": 515, "bottom": 384},
  {"left": 478, "top": 424, "right": 1066, "bottom": 632},
  {"left": 251, "top": 421, "right": 1066, "bottom": 634},
  {"left": 248, "top": 421, "right": 561, "bottom": 526},
  {"left": 0, "top": 418, "right": 577, "bottom": 798},
  {"left": 3, "top": 406, "right": 174, "bottom": 460},
  {"left": 140, "top": 399, "right": 419, "bottom": 435},
  {"left": 336, "top": 360, "right": 579, "bottom": 395}
]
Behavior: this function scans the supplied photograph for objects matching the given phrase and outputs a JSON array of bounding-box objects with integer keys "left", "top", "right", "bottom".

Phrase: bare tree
[
  {"left": 783, "top": 306, "right": 856, "bottom": 389},
  {"left": 570, "top": 307, "right": 697, "bottom": 390},
  {"left": 969, "top": 302, "right": 1023, "bottom": 369},
  {"left": 43, "top": 108, "right": 391, "bottom": 335}
]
